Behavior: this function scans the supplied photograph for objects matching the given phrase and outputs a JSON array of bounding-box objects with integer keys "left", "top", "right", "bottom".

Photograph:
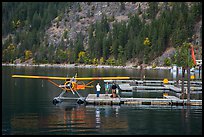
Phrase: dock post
[
  {"left": 176, "top": 66, "right": 179, "bottom": 87},
  {"left": 140, "top": 65, "right": 143, "bottom": 81},
  {"left": 187, "top": 67, "right": 191, "bottom": 104},
  {"left": 198, "top": 65, "right": 201, "bottom": 79},
  {"left": 181, "top": 67, "right": 185, "bottom": 99}
]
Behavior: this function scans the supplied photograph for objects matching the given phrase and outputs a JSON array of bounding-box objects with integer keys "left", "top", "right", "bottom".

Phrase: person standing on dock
[
  {"left": 105, "top": 82, "right": 110, "bottom": 96},
  {"left": 96, "top": 82, "right": 101, "bottom": 97},
  {"left": 111, "top": 82, "right": 117, "bottom": 98}
]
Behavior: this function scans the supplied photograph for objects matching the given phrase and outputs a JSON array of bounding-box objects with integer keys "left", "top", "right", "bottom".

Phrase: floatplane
[{"left": 12, "top": 74, "right": 130, "bottom": 104}]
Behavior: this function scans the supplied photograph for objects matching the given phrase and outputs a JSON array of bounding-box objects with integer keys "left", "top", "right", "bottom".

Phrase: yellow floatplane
[{"left": 12, "top": 74, "right": 130, "bottom": 104}]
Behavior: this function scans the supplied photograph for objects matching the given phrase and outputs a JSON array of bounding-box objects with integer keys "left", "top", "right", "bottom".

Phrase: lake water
[{"left": 2, "top": 66, "right": 202, "bottom": 135}]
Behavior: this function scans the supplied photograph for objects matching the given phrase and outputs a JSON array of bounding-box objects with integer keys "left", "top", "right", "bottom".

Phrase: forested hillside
[{"left": 2, "top": 2, "right": 202, "bottom": 66}]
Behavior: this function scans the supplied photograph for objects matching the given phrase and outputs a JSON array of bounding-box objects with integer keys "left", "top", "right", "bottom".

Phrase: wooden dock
[
  {"left": 85, "top": 94, "right": 202, "bottom": 106},
  {"left": 100, "top": 80, "right": 202, "bottom": 106},
  {"left": 105, "top": 79, "right": 202, "bottom": 86},
  {"left": 119, "top": 84, "right": 168, "bottom": 92},
  {"left": 118, "top": 83, "right": 202, "bottom": 93},
  {"left": 85, "top": 94, "right": 121, "bottom": 105}
]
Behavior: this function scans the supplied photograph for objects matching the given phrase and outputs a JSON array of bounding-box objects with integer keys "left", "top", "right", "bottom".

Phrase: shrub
[{"left": 164, "top": 57, "right": 171, "bottom": 66}]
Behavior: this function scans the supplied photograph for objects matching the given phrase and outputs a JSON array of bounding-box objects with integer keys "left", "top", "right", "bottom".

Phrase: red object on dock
[{"left": 191, "top": 46, "right": 196, "bottom": 65}]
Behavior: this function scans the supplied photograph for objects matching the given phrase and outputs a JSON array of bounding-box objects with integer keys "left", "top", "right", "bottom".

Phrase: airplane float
[{"left": 12, "top": 74, "right": 130, "bottom": 104}]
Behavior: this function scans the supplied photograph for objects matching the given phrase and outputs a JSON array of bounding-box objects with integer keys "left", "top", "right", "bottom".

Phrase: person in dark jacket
[{"left": 110, "top": 82, "right": 117, "bottom": 98}]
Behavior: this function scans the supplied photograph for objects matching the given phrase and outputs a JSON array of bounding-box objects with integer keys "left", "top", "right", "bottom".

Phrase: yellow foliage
[
  {"left": 92, "top": 58, "right": 98, "bottom": 65},
  {"left": 8, "top": 44, "right": 15, "bottom": 50},
  {"left": 144, "top": 37, "right": 151, "bottom": 46},
  {"left": 78, "top": 51, "right": 86, "bottom": 59},
  {"left": 25, "top": 50, "right": 32, "bottom": 60},
  {"left": 12, "top": 20, "right": 21, "bottom": 28},
  {"left": 99, "top": 57, "right": 104, "bottom": 65}
]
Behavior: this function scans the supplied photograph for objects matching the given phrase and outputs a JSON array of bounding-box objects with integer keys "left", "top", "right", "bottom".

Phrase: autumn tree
[
  {"left": 25, "top": 50, "right": 32, "bottom": 60},
  {"left": 78, "top": 51, "right": 90, "bottom": 64}
]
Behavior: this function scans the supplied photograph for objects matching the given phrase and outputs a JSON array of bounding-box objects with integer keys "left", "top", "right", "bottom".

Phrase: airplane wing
[
  {"left": 12, "top": 75, "right": 130, "bottom": 80},
  {"left": 12, "top": 75, "right": 70, "bottom": 80},
  {"left": 74, "top": 77, "right": 130, "bottom": 80}
]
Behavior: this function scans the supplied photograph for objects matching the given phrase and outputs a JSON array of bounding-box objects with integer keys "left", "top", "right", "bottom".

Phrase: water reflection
[
  {"left": 8, "top": 103, "right": 201, "bottom": 135},
  {"left": 2, "top": 66, "right": 202, "bottom": 135},
  {"left": 10, "top": 113, "right": 39, "bottom": 134},
  {"left": 85, "top": 105, "right": 128, "bottom": 132},
  {"left": 95, "top": 108, "right": 100, "bottom": 128},
  {"left": 57, "top": 103, "right": 129, "bottom": 133}
]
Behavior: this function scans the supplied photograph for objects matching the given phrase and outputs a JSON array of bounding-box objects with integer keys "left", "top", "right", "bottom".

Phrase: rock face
[
  {"left": 45, "top": 2, "right": 202, "bottom": 66},
  {"left": 151, "top": 45, "right": 202, "bottom": 66},
  {"left": 152, "top": 47, "right": 176, "bottom": 66},
  {"left": 45, "top": 2, "right": 150, "bottom": 47}
]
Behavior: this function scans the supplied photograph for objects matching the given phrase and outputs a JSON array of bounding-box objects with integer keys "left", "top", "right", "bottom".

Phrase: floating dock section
[
  {"left": 109, "top": 80, "right": 202, "bottom": 97},
  {"left": 85, "top": 94, "right": 202, "bottom": 106},
  {"left": 85, "top": 94, "right": 121, "bottom": 105},
  {"left": 104, "top": 79, "right": 202, "bottom": 87},
  {"left": 95, "top": 79, "right": 202, "bottom": 106}
]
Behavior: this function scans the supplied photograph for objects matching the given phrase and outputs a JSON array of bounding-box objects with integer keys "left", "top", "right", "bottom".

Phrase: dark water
[{"left": 2, "top": 66, "right": 202, "bottom": 135}]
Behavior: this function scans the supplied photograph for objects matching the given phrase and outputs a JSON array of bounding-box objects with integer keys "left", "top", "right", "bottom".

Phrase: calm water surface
[{"left": 2, "top": 66, "right": 202, "bottom": 135}]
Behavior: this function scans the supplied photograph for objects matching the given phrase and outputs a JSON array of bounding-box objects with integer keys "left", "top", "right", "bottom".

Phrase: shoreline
[{"left": 2, "top": 63, "right": 172, "bottom": 70}]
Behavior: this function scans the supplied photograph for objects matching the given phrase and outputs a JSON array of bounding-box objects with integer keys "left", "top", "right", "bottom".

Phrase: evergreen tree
[
  {"left": 147, "top": 2, "right": 159, "bottom": 19},
  {"left": 74, "top": 32, "right": 84, "bottom": 62}
]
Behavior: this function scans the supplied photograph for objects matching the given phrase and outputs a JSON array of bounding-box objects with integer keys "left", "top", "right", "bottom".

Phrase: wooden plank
[
  {"left": 163, "top": 95, "right": 180, "bottom": 100},
  {"left": 120, "top": 97, "right": 172, "bottom": 102},
  {"left": 119, "top": 84, "right": 168, "bottom": 91},
  {"left": 133, "top": 86, "right": 166, "bottom": 90},
  {"left": 118, "top": 84, "right": 133, "bottom": 91},
  {"left": 190, "top": 91, "right": 202, "bottom": 94},
  {"left": 188, "top": 87, "right": 202, "bottom": 91},
  {"left": 164, "top": 85, "right": 181, "bottom": 92},
  {"left": 120, "top": 97, "right": 202, "bottom": 106}
]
